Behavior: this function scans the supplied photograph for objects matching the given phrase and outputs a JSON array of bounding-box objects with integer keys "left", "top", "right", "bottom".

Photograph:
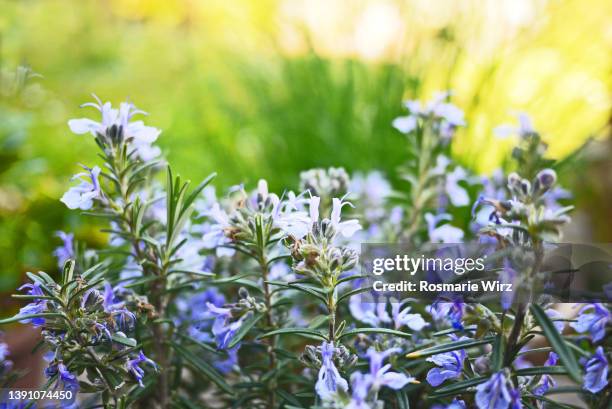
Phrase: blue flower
[
  {"left": 545, "top": 309, "right": 566, "bottom": 333},
  {"left": 570, "top": 303, "right": 610, "bottom": 342},
  {"left": 178, "top": 288, "right": 226, "bottom": 343},
  {"left": 428, "top": 299, "right": 465, "bottom": 330},
  {"left": 17, "top": 282, "right": 47, "bottom": 327},
  {"left": 366, "top": 347, "right": 414, "bottom": 390},
  {"left": 349, "top": 296, "right": 390, "bottom": 327},
  {"left": 127, "top": 351, "right": 158, "bottom": 387},
  {"left": 315, "top": 341, "right": 349, "bottom": 401},
  {"left": 426, "top": 343, "right": 466, "bottom": 387},
  {"left": 345, "top": 348, "right": 414, "bottom": 408},
  {"left": 214, "top": 346, "right": 239, "bottom": 374},
  {"left": 0, "top": 342, "right": 8, "bottom": 362},
  {"left": 53, "top": 231, "right": 74, "bottom": 269},
  {"left": 0, "top": 400, "right": 36, "bottom": 409},
  {"left": 475, "top": 371, "right": 516, "bottom": 409},
  {"left": 533, "top": 352, "right": 558, "bottom": 395},
  {"left": 60, "top": 165, "right": 102, "bottom": 210},
  {"left": 582, "top": 346, "right": 608, "bottom": 394},
  {"left": 201, "top": 203, "right": 235, "bottom": 257},
  {"left": 57, "top": 363, "right": 79, "bottom": 392},
  {"left": 390, "top": 300, "right": 428, "bottom": 331},
  {"left": 346, "top": 372, "right": 371, "bottom": 409},
  {"left": 101, "top": 282, "right": 136, "bottom": 332},
  {"left": 0, "top": 341, "right": 12, "bottom": 376},
  {"left": 206, "top": 302, "right": 244, "bottom": 350}
]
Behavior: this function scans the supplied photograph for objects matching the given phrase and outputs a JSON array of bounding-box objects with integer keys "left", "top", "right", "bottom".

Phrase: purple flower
[
  {"left": 545, "top": 309, "right": 566, "bottom": 333},
  {"left": 17, "top": 282, "right": 47, "bottom": 327},
  {"left": 494, "top": 112, "right": 534, "bottom": 139},
  {"left": 0, "top": 341, "right": 12, "bottom": 376},
  {"left": 60, "top": 165, "right": 102, "bottom": 210},
  {"left": 0, "top": 343, "right": 8, "bottom": 363},
  {"left": 127, "top": 351, "right": 158, "bottom": 387},
  {"left": 347, "top": 372, "right": 371, "bottom": 409},
  {"left": 509, "top": 388, "right": 522, "bottom": 409},
  {"left": 56, "top": 363, "right": 78, "bottom": 392},
  {"left": 349, "top": 171, "right": 391, "bottom": 222},
  {"left": 392, "top": 115, "right": 418, "bottom": 134},
  {"left": 315, "top": 341, "right": 349, "bottom": 401},
  {"left": 475, "top": 371, "right": 515, "bottom": 409},
  {"left": 500, "top": 261, "right": 518, "bottom": 311},
  {"left": 428, "top": 299, "right": 465, "bottom": 330},
  {"left": 346, "top": 348, "right": 414, "bottom": 408},
  {"left": 201, "top": 203, "right": 235, "bottom": 257},
  {"left": 206, "top": 302, "right": 244, "bottom": 350},
  {"left": 214, "top": 346, "right": 239, "bottom": 374},
  {"left": 349, "top": 297, "right": 390, "bottom": 327},
  {"left": 533, "top": 352, "right": 558, "bottom": 395},
  {"left": 570, "top": 303, "right": 610, "bottom": 342},
  {"left": 68, "top": 96, "right": 161, "bottom": 160},
  {"left": 366, "top": 347, "right": 414, "bottom": 390},
  {"left": 53, "top": 231, "right": 74, "bottom": 269},
  {"left": 102, "top": 282, "right": 136, "bottom": 332},
  {"left": 393, "top": 92, "right": 465, "bottom": 139},
  {"left": 426, "top": 344, "right": 467, "bottom": 387},
  {"left": 390, "top": 300, "right": 428, "bottom": 331},
  {"left": 179, "top": 288, "right": 226, "bottom": 343},
  {"left": 582, "top": 346, "right": 608, "bottom": 394}
]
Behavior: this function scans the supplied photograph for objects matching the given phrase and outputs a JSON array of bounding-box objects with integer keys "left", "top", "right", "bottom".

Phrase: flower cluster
[{"left": 1, "top": 94, "right": 609, "bottom": 409}]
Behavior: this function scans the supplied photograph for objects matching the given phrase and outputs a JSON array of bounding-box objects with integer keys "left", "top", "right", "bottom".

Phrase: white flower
[
  {"left": 445, "top": 167, "right": 470, "bottom": 207},
  {"left": 68, "top": 95, "right": 161, "bottom": 160},
  {"left": 425, "top": 213, "right": 464, "bottom": 243},
  {"left": 60, "top": 165, "right": 102, "bottom": 210},
  {"left": 331, "top": 198, "right": 362, "bottom": 238}
]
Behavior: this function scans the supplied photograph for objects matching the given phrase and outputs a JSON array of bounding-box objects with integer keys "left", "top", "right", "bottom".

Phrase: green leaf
[
  {"left": 176, "top": 333, "right": 220, "bottom": 354},
  {"left": 276, "top": 389, "right": 303, "bottom": 407},
  {"left": 170, "top": 341, "right": 234, "bottom": 394},
  {"left": 515, "top": 366, "right": 567, "bottom": 376},
  {"left": 395, "top": 390, "right": 410, "bottom": 409},
  {"left": 168, "top": 269, "right": 214, "bottom": 277},
  {"left": 336, "top": 285, "right": 372, "bottom": 304},
  {"left": 338, "top": 327, "right": 413, "bottom": 341},
  {"left": 491, "top": 333, "right": 505, "bottom": 371},
  {"left": 308, "top": 315, "right": 329, "bottom": 329},
  {"left": 61, "top": 259, "right": 76, "bottom": 285},
  {"left": 111, "top": 334, "right": 137, "bottom": 347},
  {"left": 524, "top": 394, "right": 584, "bottom": 409},
  {"left": 406, "top": 336, "right": 495, "bottom": 359},
  {"left": 530, "top": 304, "right": 581, "bottom": 383},
  {"left": 227, "top": 313, "right": 263, "bottom": 349},
  {"left": 428, "top": 376, "right": 487, "bottom": 398},
  {"left": 268, "top": 281, "right": 327, "bottom": 303},
  {"left": 0, "top": 313, "right": 65, "bottom": 325},
  {"left": 258, "top": 327, "right": 327, "bottom": 341}
]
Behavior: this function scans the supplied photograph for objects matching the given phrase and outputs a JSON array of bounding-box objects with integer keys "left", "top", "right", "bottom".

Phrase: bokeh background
[{"left": 0, "top": 0, "right": 611, "bottom": 298}]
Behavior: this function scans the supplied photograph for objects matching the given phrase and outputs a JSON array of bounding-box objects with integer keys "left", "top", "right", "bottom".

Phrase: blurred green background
[{"left": 0, "top": 0, "right": 611, "bottom": 295}]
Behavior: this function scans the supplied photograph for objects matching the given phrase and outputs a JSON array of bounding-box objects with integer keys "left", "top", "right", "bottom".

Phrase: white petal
[{"left": 68, "top": 119, "right": 100, "bottom": 135}]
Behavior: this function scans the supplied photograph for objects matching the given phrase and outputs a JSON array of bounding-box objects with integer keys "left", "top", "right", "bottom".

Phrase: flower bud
[{"left": 533, "top": 168, "right": 557, "bottom": 195}]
